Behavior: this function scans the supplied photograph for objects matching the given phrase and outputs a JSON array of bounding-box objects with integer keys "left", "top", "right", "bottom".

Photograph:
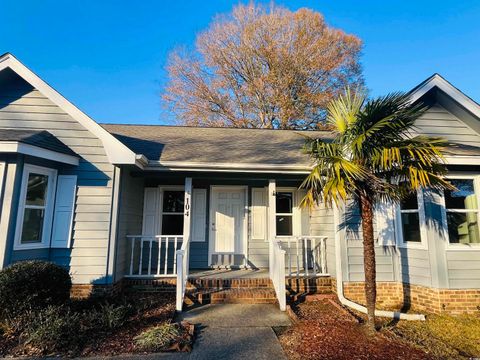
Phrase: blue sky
[{"left": 1, "top": 1, "right": 479, "bottom": 124}]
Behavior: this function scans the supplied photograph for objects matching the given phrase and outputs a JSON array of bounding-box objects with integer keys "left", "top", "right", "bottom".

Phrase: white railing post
[
  {"left": 268, "top": 179, "right": 276, "bottom": 279},
  {"left": 176, "top": 249, "right": 184, "bottom": 311},
  {"left": 269, "top": 237, "right": 287, "bottom": 311},
  {"left": 175, "top": 177, "right": 192, "bottom": 312}
]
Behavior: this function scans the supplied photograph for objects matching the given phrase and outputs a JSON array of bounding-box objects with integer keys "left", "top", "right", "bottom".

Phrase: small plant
[
  {"left": 86, "top": 302, "right": 132, "bottom": 331},
  {"left": 0, "top": 261, "right": 71, "bottom": 319},
  {"left": 15, "top": 306, "right": 82, "bottom": 354},
  {"left": 134, "top": 323, "right": 181, "bottom": 352}
]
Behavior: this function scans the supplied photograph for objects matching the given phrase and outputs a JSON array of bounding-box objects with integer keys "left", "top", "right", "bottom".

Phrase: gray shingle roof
[
  {"left": 0, "top": 129, "right": 77, "bottom": 157},
  {"left": 101, "top": 124, "right": 333, "bottom": 166}
]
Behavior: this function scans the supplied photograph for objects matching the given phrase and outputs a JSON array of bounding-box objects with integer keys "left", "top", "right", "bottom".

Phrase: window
[
  {"left": 161, "top": 190, "right": 184, "bottom": 235},
  {"left": 276, "top": 191, "right": 293, "bottom": 236},
  {"left": 15, "top": 165, "right": 57, "bottom": 249},
  {"left": 396, "top": 190, "right": 426, "bottom": 247},
  {"left": 444, "top": 178, "right": 480, "bottom": 244}
]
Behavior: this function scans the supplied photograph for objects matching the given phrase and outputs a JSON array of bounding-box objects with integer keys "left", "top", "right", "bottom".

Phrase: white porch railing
[
  {"left": 269, "top": 237, "right": 287, "bottom": 311},
  {"left": 175, "top": 238, "right": 190, "bottom": 311},
  {"left": 126, "top": 235, "right": 183, "bottom": 277},
  {"left": 283, "top": 236, "right": 329, "bottom": 277}
]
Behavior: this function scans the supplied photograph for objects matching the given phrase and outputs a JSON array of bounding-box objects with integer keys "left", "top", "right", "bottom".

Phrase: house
[{"left": 0, "top": 53, "right": 479, "bottom": 314}]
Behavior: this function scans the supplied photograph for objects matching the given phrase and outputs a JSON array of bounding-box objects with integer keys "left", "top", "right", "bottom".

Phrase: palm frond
[{"left": 326, "top": 87, "right": 366, "bottom": 134}]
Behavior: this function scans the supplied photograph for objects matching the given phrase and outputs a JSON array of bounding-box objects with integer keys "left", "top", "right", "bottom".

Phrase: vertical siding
[{"left": 0, "top": 70, "right": 114, "bottom": 284}]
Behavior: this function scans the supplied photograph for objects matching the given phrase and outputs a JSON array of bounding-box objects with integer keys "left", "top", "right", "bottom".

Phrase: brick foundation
[
  {"left": 342, "top": 281, "right": 480, "bottom": 314},
  {"left": 70, "top": 280, "right": 124, "bottom": 299}
]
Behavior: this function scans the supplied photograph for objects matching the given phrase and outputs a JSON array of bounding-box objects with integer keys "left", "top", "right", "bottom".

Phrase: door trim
[{"left": 208, "top": 185, "right": 248, "bottom": 267}]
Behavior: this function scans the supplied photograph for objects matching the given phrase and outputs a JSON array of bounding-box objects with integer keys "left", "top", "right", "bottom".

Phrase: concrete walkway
[
  {"left": 180, "top": 304, "right": 291, "bottom": 360},
  {"left": 84, "top": 304, "right": 290, "bottom": 360}
]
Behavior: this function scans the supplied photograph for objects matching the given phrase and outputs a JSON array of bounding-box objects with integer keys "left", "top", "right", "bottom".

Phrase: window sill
[
  {"left": 397, "top": 242, "right": 428, "bottom": 250},
  {"left": 13, "top": 242, "right": 49, "bottom": 251},
  {"left": 446, "top": 243, "right": 480, "bottom": 251}
]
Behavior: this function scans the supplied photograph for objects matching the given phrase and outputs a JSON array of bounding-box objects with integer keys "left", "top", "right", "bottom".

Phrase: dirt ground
[{"left": 279, "top": 299, "right": 434, "bottom": 360}]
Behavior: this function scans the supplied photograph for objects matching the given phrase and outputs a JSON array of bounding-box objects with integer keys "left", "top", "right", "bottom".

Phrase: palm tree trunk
[{"left": 359, "top": 193, "right": 377, "bottom": 331}]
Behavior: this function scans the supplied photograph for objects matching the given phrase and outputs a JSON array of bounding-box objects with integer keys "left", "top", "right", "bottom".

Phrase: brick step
[
  {"left": 286, "top": 276, "right": 333, "bottom": 294},
  {"left": 186, "top": 277, "right": 273, "bottom": 290},
  {"left": 184, "top": 287, "right": 277, "bottom": 306}
]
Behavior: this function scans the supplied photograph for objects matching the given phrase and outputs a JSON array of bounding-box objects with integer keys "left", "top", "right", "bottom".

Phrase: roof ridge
[{"left": 101, "top": 123, "right": 332, "bottom": 133}]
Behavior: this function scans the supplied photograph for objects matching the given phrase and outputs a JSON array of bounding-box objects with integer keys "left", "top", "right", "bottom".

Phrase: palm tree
[{"left": 301, "top": 89, "right": 451, "bottom": 330}]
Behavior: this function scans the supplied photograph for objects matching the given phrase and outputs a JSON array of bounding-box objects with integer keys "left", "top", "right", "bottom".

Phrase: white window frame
[
  {"left": 14, "top": 164, "right": 57, "bottom": 250},
  {"left": 441, "top": 175, "right": 480, "bottom": 250},
  {"left": 395, "top": 189, "right": 428, "bottom": 249},
  {"left": 274, "top": 187, "right": 297, "bottom": 238},
  {"left": 158, "top": 185, "right": 185, "bottom": 236}
]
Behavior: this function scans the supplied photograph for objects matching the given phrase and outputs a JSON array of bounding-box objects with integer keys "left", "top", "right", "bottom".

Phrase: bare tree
[{"left": 163, "top": 3, "right": 363, "bottom": 129}]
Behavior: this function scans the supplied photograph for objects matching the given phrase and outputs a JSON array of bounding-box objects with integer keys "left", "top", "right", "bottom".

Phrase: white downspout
[{"left": 333, "top": 206, "right": 425, "bottom": 321}]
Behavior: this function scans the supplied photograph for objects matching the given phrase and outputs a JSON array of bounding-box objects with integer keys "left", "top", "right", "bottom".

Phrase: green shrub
[
  {"left": 0, "top": 261, "right": 71, "bottom": 319},
  {"left": 134, "top": 323, "right": 180, "bottom": 352},
  {"left": 9, "top": 306, "right": 82, "bottom": 354}
]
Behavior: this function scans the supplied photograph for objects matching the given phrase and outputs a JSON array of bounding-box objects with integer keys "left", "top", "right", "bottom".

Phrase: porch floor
[{"left": 189, "top": 268, "right": 269, "bottom": 279}]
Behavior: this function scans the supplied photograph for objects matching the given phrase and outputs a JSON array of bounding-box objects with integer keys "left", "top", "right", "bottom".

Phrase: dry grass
[{"left": 385, "top": 313, "right": 480, "bottom": 359}]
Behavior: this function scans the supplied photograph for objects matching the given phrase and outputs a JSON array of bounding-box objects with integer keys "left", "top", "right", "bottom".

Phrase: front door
[{"left": 209, "top": 187, "right": 247, "bottom": 266}]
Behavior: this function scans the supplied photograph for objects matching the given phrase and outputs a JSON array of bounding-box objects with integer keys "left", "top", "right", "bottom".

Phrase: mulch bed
[
  {"left": 279, "top": 299, "right": 433, "bottom": 360},
  {"left": 82, "top": 293, "right": 183, "bottom": 356},
  {"left": 0, "top": 293, "right": 193, "bottom": 357}
]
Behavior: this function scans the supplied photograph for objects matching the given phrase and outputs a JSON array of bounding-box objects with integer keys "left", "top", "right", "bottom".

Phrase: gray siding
[
  {"left": 414, "top": 104, "right": 480, "bottom": 146},
  {"left": 397, "top": 248, "right": 431, "bottom": 287},
  {"left": 446, "top": 251, "right": 480, "bottom": 288},
  {"left": 310, "top": 202, "right": 336, "bottom": 277},
  {"left": 115, "top": 169, "right": 144, "bottom": 280},
  {"left": 340, "top": 103, "right": 480, "bottom": 289},
  {"left": 0, "top": 70, "right": 114, "bottom": 284}
]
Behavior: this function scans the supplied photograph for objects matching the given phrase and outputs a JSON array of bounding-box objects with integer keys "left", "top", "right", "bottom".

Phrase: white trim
[
  {"left": 0, "top": 141, "right": 79, "bottom": 165},
  {"left": 0, "top": 162, "right": 5, "bottom": 206},
  {"left": 409, "top": 74, "right": 480, "bottom": 120},
  {"left": 394, "top": 190, "right": 428, "bottom": 250},
  {"left": 158, "top": 186, "right": 185, "bottom": 237},
  {"left": 14, "top": 164, "right": 57, "bottom": 250},
  {"left": 0, "top": 53, "right": 137, "bottom": 165},
  {"left": 441, "top": 176, "right": 480, "bottom": 250},
  {"left": 144, "top": 161, "right": 312, "bottom": 174},
  {"left": 208, "top": 186, "right": 248, "bottom": 267},
  {"left": 274, "top": 187, "right": 304, "bottom": 238},
  {"left": 0, "top": 163, "right": 17, "bottom": 267},
  {"left": 443, "top": 156, "right": 480, "bottom": 165}
]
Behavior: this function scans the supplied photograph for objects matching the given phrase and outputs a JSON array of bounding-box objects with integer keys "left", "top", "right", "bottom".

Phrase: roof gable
[
  {"left": 0, "top": 53, "right": 137, "bottom": 165},
  {"left": 409, "top": 73, "right": 480, "bottom": 121}
]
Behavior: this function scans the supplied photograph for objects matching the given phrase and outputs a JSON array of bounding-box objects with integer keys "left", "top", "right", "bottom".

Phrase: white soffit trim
[
  {"left": 409, "top": 74, "right": 480, "bottom": 120},
  {"left": 443, "top": 156, "right": 480, "bottom": 165},
  {"left": 0, "top": 141, "right": 79, "bottom": 165},
  {"left": 0, "top": 53, "right": 137, "bottom": 165},
  {"left": 145, "top": 160, "right": 312, "bottom": 174}
]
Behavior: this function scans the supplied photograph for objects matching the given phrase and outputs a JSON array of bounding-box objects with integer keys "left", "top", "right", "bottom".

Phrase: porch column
[
  {"left": 183, "top": 177, "right": 192, "bottom": 244},
  {"left": 268, "top": 179, "right": 276, "bottom": 278}
]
